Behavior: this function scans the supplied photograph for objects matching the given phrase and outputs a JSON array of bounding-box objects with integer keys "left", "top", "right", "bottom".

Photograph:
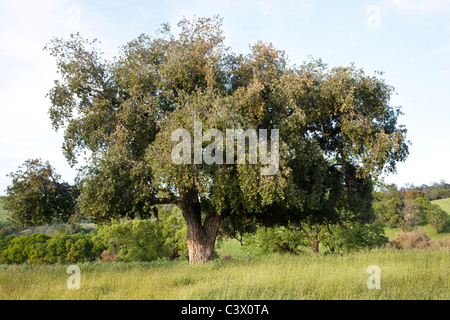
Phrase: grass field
[
  {"left": 0, "top": 196, "right": 448, "bottom": 300},
  {"left": 0, "top": 248, "right": 448, "bottom": 300}
]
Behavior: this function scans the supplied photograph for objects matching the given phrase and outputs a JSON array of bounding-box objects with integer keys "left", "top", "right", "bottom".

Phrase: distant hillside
[
  {"left": 0, "top": 196, "right": 9, "bottom": 223},
  {"left": 431, "top": 197, "right": 450, "bottom": 216}
]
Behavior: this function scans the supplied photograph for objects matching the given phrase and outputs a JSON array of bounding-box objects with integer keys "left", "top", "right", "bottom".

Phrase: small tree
[
  {"left": 401, "top": 200, "right": 422, "bottom": 228},
  {"left": 413, "top": 197, "right": 448, "bottom": 233},
  {"left": 5, "top": 159, "right": 79, "bottom": 228},
  {"left": 427, "top": 206, "right": 448, "bottom": 234}
]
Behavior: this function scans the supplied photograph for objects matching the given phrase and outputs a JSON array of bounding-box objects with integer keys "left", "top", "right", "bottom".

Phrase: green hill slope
[
  {"left": 431, "top": 197, "right": 450, "bottom": 215},
  {"left": 0, "top": 196, "right": 9, "bottom": 224}
]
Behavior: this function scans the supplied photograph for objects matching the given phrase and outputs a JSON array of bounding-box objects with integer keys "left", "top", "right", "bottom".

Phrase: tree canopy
[
  {"left": 4, "top": 159, "right": 79, "bottom": 228},
  {"left": 44, "top": 16, "right": 409, "bottom": 263}
]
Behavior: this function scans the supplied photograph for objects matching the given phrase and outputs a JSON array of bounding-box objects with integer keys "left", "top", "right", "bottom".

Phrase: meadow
[
  {"left": 0, "top": 196, "right": 449, "bottom": 300},
  {"left": 0, "top": 248, "right": 448, "bottom": 300}
]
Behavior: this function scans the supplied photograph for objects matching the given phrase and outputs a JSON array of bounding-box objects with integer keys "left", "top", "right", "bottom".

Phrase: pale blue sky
[{"left": 1, "top": 0, "right": 450, "bottom": 194}]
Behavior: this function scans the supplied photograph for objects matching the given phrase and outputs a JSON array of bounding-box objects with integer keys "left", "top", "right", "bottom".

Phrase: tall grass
[{"left": 0, "top": 248, "right": 448, "bottom": 300}]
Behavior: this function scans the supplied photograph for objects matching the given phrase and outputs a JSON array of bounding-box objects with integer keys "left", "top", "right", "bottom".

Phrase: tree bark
[
  {"left": 185, "top": 213, "right": 221, "bottom": 264},
  {"left": 310, "top": 239, "right": 319, "bottom": 254},
  {"left": 179, "top": 189, "right": 222, "bottom": 264}
]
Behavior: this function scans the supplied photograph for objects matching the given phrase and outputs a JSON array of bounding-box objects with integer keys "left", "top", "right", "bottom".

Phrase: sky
[{"left": 0, "top": 0, "right": 450, "bottom": 195}]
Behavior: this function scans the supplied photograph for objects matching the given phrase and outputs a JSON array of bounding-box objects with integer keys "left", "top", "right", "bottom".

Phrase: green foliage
[
  {"left": 426, "top": 207, "right": 448, "bottom": 233},
  {"left": 0, "top": 206, "right": 188, "bottom": 264},
  {"left": 0, "top": 234, "right": 52, "bottom": 264},
  {"left": 243, "top": 220, "right": 388, "bottom": 255},
  {"left": 4, "top": 159, "right": 79, "bottom": 228},
  {"left": 93, "top": 206, "right": 187, "bottom": 262},
  {"left": 373, "top": 186, "right": 404, "bottom": 228},
  {"left": 77, "top": 156, "right": 156, "bottom": 223},
  {"left": 243, "top": 225, "right": 306, "bottom": 256},
  {"left": 374, "top": 185, "right": 449, "bottom": 234},
  {"left": 24, "top": 233, "right": 52, "bottom": 264},
  {"left": 324, "top": 222, "right": 388, "bottom": 252},
  {"left": 411, "top": 197, "right": 448, "bottom": 233},
  {"left": 66, "top": 236, "right": 94, "bottom": 263},
  {"left": 0, "top": 236, "right": 28, "bottom": 263},
  {"left": 0, "top": 232, "right": 93, "bottom": 265}
]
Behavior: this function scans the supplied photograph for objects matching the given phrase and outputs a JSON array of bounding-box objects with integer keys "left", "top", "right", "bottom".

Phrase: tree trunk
[
  {"left": 185, "top": 220, "right": 219, "bottom": 264},
  {"left": 179, "top": 189, "right": 222, "bottom": 264},
  {"left": 310, "top": 239, "right": 319, "bottom": 254}
]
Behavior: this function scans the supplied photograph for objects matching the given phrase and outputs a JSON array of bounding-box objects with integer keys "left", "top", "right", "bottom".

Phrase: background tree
[
  {"left": 45, "top": 16, "right": 409, "bottom": 263},
  {"left": 4, "top": 159, "right": 79, "bottom": 228},
  {"left": 373, "top": 185, "right": 404, "bottom": 228}
]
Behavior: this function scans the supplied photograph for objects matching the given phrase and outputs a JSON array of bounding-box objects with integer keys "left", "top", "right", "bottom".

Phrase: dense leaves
[
  {"left": 0, "top": 232, "right": 94, "bottom": 264},
  {"left": 4, "top": 159, "right": 79, "bottom": 228},
  {"left": 93, "top": 206, "right": 187, "bottom": 262}
]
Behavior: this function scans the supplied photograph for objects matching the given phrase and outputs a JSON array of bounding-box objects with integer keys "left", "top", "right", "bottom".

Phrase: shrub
[
  {"left": 389, "top": 229, "right": 433, "bottom": 249},
  {"left": 43, "top": 232, "right": 72, "bottom": 263},
  {"left": 66, "top": 237, "right": 94, "bottom": 263},
  {"left": 0, "top": 232, "right": 94, "bottom": 264},
  {"left": 0, "top": 236, "right": 28, "bottom": 263},
  {"left": 0, "top": 233, "right": 51, "bottom": 264},
  {"left": 426, "top": 206, "right": 448, "bottom": 233},
  {"left": 100, "top": 249, "right": 119, "bottom": 262},
  {"left": 93, "top": 206, "right": 187, "bottom": 262},
  {"left": 243, "top": 221, "right": 389, "bottom": 255},
  {"left": 24, "top": 233, "right": 52, "bottom": 264},
  {"left": 242, "top": 225, "right": 308, "bottom": 256},
  {"left": 325, "top": 222, "right": 389, "bottom": 252}
]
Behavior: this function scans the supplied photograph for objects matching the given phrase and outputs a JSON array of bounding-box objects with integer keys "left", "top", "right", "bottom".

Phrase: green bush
[
  {"left": 242, "top": 226, "right": 306, "bottom": 256},
  {"left": 427, "top": 207, "right": 448, "bottom": 233},
  {"left": 0, "top": 206, "right": 188, "bottom": 264},
  {"left": 24, "top": 233, "right": 52, "bottom": 264},
  {"left": 243, "top": 221, "right": 389, "bottom": 255},
  {"left": 66, "top": 237, "right": 94, "bottom": 263},
  {"left": 0, "top": 236, "right": 28, "bottom": 263},
  {"left": 93, "top": 206, "right": 187, "bottom": 262},
  {"left": 324, "top": 222, "right": 388, "bottom": 252},
  {"left": 0, "top": 232, "right": 94, "bottom": 264}
]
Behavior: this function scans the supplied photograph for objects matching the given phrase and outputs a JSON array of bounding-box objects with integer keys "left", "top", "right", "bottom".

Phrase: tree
[
  {"left": 45, "top": 16, "right": 409, "bottom": 263},
  {"left": 427, "top": 207, "right": 448, "bottom": 233},
  {"left": 4, "top": 159, "right": 79, "bottom": 228},
  {"left": 373, "top": 187, "right": 404, "bottom": 228},
  {"left": 424, "top": 204, "right": 448, "bottom": 234}
]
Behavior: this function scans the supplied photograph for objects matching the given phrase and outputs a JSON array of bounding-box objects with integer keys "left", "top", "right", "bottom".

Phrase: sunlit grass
[
  {"left": 0, "top": 248, "right": 448, "bottom": 300},
  {"left": 432, "top": 198, "right": 450, "bottom": 215}
]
